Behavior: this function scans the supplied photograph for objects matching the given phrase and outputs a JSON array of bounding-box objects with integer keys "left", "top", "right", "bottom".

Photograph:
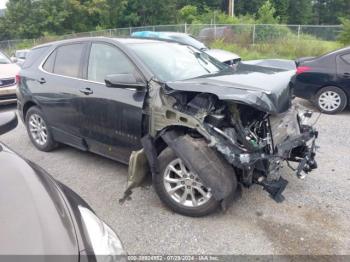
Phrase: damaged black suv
[{"left": 17, "top": 37, "right": 318, "bottom": 217}]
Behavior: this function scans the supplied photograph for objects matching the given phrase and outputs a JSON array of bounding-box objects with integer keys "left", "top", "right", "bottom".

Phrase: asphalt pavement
[{"left": 1, "top": 100, "right": 350, "bottom": 255}]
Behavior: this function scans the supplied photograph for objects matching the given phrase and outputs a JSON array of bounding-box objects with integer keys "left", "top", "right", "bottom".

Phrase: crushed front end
[
  {"left": 206, "top": 102, "right": 318, "bottom": 202},
  {"left": 156, "top": 88, "right": 319, "bottom": 203},
  {"left": 125, "top": 66, "right": 319, "bottom": 213}
]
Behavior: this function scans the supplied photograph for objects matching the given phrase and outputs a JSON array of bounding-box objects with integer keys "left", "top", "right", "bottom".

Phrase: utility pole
[{"left": 232, "top": 0, "right": 234, "bottom": 17}]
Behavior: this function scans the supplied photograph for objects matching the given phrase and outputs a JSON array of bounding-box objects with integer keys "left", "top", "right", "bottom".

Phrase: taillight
[
  {"left": 15, "top": 74, "right": 21, "bottom": 84},
  {"left": 296, "top": 66, "right": 311, "bottom": 75}
]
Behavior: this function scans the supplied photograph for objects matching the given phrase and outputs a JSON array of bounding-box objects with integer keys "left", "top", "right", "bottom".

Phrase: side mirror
[
  {"left": 11, "top": 57, "right": 17, "bottom": 63},
  {"left": 105, "top": 74, "right": 146, "bottom": 91},
  {"left": 0, "top": 112, "right": 18, "bottom": 136}
]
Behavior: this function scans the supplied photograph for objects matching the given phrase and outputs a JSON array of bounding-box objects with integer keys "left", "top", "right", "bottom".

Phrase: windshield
[
  {"left": 0, "top": 52, "right": 11, "bottom": 64},
  {"left": 129, "top": 43, "right": 228, "bottom": 81}
]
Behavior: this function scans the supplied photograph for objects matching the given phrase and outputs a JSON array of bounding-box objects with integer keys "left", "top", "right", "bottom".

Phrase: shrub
[
  {"left": 338, "top": 18, "right": 350, "bottom": 45},
  {"left": 179, "top": 5, "right": 198, "bottom": 24},
  {"left": 254, "top": 24, "right": 291, "bottom": 43},
  {"left": 210, "top": 37, "right": 343, "bottom": 60}
]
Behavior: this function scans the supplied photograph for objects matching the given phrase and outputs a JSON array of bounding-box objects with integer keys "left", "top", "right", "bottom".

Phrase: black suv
[{"left": 18, "top": 37, "right": 318, "bottom": 217}]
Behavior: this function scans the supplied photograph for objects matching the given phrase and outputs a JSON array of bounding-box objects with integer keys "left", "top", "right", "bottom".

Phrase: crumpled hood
[
  {"left": 0, "top": 63, "right": 20, "bottom": 79},
  {"left": 165, "top": 64, "right": 296, "bottom": 114}
]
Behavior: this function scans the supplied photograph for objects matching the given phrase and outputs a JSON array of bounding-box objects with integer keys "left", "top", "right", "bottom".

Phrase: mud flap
[
  {"left": 119, "top": 149, "right": 150, "bottom": 204},
  {"left": 162, "top": 130, "right": 237, "bottom": 203}
]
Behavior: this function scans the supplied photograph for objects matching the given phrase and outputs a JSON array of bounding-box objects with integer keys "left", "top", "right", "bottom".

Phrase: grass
[
  {"left": 210, "top": 36, "right": 344, "bottom": 60},
  {"left": 2, "top": 32, "right": 344, "bottom": 60}
]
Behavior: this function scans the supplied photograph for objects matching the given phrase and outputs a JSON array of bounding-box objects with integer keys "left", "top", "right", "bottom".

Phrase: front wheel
[{"left": 153, "top": 147, "right": 220, "bottom": 217}]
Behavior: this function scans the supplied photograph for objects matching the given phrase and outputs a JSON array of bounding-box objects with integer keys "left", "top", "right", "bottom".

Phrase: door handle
[
  {"left": 38, "top": 78, "right": 46, "bottom": 84},
  {"left": 79, "top": 87, "right": 93, "bottom": 95}
]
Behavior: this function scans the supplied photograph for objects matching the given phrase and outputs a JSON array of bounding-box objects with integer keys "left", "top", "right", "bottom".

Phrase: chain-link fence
[{"left": 0, "top": 24, "right": 343, "bottom": 56}]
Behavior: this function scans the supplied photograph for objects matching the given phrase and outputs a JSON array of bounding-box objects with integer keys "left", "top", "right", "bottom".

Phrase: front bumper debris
[{"left": 258, "top": 176, "right": 288, "bottom": 203}]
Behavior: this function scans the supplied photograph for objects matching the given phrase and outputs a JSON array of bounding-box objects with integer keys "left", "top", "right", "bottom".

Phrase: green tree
[
  {"left": 1, "top": 0, "right": 46, "bottom": 39},
  {"left": 179, "top": 5, "right": 198, "bottom": 24},
  {"left": 257, "top": 0, "right": 279, "bottom": 24},
  {"left": 37, "top": 0, "right": 71, "bottom": 35},
  {"left": 235, "top": 0, "right": 266, "bottom": 16},
  {"left": 176, "top": 0, "right": 221, "bottom": 12},
  {"left": 272, "top": 0, "right": 289, "bottom": 23},
  {"left": 84, "top": 0, "right": 128, "bottom": 29},
  {"left": 313, "top": 0, "right": 350, "bottom": 24},
  {"left": 0, "top": 17, "right": 12, "bottom": 40},
  {"left": 287, "top": 0, "right": 312, "bottom": 24},
  {"left": 339, "top": 17, "right": 350, "bottom": 44}
]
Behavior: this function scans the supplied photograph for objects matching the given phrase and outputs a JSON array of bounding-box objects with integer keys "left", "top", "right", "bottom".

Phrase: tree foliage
[
  {"left": 0, "top": 0, "right": 349, "bottom": 41},
  {"left": 313, "top": 0, "right": 350, "bottom": 24},
  {"left": 257, "top": 0, "right": 279, "bottom": 24},
  {"left": 339, "top": 17, "right": 350, "bottom": 44},
  {"left": 287, "top": 0, "right": 312, "bottom": 25}
]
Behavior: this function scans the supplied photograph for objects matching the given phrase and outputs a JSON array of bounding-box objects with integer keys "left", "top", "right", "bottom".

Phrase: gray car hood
[
  {"left": 205, "top": 49, "right": 241, "bottom": 63},
  {"left": 165, "top": 64, "right": 296, "bottom": 114}
]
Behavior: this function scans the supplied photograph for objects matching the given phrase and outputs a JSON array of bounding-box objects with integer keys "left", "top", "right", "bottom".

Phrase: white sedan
[{"left": 0, "top": 51, "right": 20, "bottom": 105}]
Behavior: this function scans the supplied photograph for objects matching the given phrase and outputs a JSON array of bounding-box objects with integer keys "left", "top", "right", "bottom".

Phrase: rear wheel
[
  {"left": 316, "top": 86, "right": 347, "bottom": 114},
  {"left": 25, "top": 106, "right": 57, "bottom": 152},
  {"left": 153, "top": 147, "right": 220, "bottom": 217}
]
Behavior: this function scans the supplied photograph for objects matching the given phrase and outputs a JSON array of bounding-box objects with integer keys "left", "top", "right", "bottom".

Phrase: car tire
[
  {"left": 153, "top": 147, "right": 221, "bottom": 217},
  {"left": 315, "top": 86, "right": 347, "bottom": 114},
  {"left": 25, "top": 106, "right": 57, "bottom": 152}
]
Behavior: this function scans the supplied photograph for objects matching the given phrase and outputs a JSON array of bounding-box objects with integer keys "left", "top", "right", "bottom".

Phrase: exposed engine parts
[{"left": 125, "top": 79, "right": 318, "bottom": 213}]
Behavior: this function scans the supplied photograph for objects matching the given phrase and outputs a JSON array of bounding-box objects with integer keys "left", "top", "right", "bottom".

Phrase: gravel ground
[{"left": 1, "top": 99, "right": 350, "bottom": 255}]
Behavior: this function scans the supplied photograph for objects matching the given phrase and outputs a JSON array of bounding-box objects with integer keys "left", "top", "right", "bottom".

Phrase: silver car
[
  {"left": 11, "top": 49, "right": 30, "bottom": 66},
  {"left": 131, "top": 31, "right": 241, "bottom": 65}
]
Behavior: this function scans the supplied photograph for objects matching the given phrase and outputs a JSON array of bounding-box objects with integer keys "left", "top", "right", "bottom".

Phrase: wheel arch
[
  {"left": 23, "top": 100, "right": 39, "bottom": 120},
  {"left": 141, "top": 125, "right": 203, "bottom": 176}
]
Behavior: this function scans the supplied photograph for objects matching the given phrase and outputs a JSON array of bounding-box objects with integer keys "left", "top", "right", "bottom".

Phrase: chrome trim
[
  {"left": 0, "top": 78, "right": 16, "bottom": 88},
  {"left": 0, "top": 84, "right": 17, "bottom": 88},
  {"left": 0, "top": 98, "right": 17, "bottom": 105}
]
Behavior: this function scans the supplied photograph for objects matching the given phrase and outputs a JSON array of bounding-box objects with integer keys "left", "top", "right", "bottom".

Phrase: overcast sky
[{"left": 0, "top": 0, "right": 8, "bottom": 9}]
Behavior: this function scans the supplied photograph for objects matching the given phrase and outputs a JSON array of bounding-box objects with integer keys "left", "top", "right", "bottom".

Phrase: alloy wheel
[
  {"left": 28, "top": 114, "right": 48, "bottom": 146},
  {"left": 163, "top": 158, "right": 212, "bottom": 208}
]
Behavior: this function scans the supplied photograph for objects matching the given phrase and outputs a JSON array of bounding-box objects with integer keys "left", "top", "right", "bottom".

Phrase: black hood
[{"left": 165, "top": 64, "right": 296, "bottom": 114}]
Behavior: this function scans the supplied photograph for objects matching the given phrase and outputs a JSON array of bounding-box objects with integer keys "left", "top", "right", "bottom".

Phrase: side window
[
  {"left": 88, "top": 43, "right": 135, "bottom": 83},
  {"left": 341, "top": 53, "right": 350, "bottom": 65},
  {"left": 43, "top": 50, "right": 56, "bottom": 73},
  {"left": 53, "top": 43, "right": 85, "bottom": 78}
]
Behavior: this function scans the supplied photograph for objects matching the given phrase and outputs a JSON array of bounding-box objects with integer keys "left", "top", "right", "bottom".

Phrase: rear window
[
  {"left": 52, "top": 43, "right": 85, "bottom": 78},
  {"left": 43, "top": 50, "right": 56, "bottom": 72},
  {"left": 22, "top": 46, "right": 50, "bottom": 69}
]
